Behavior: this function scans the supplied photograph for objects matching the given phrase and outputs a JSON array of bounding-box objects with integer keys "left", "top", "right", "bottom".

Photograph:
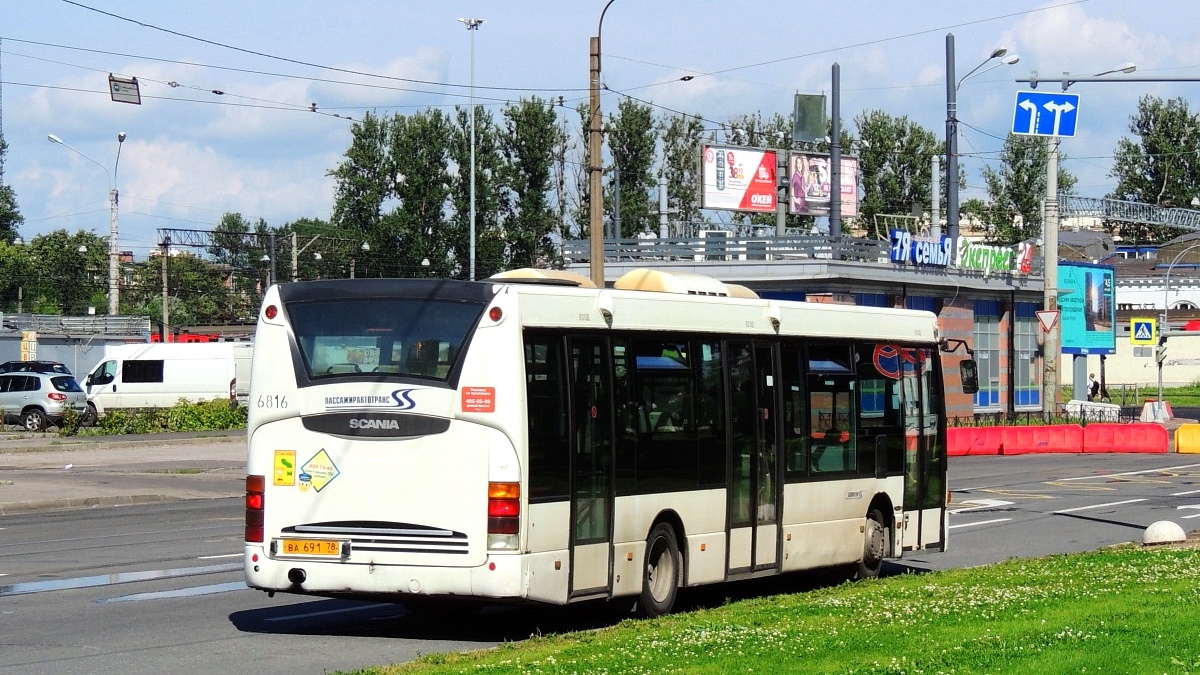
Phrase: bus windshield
[{"left": 285, "top": 297, "right": 485, "bottom": 380}]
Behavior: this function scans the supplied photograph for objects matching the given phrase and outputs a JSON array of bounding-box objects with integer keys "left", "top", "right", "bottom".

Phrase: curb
[
  {"left": 0, "top": 493, "right": 181, "bottom": 515},
  {"left": 0, "top": 431, "right": 243, "bottom": 455}
]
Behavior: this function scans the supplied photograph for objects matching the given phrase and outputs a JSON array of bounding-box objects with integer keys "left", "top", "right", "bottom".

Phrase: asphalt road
[{"left": 1, "top": 441, "right": 1197, "bottom": 674}]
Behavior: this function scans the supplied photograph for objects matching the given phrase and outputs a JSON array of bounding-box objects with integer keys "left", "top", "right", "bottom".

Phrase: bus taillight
[
  {"left": 245, "top": 474, "right": 265, "bottom": 543},
  {"left": 487, "top": 481, "right": 519, "bottom": 550}
]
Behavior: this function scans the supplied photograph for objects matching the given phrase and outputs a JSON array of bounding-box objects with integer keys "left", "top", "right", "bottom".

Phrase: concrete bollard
[{"left": 1142, "top": 520, "right": 1186, "bottom": 546}]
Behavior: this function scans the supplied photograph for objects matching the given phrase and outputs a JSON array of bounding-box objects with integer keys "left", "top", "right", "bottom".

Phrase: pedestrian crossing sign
[{"left": 1130, "top": 318, "right": 1156, "bottom": 345}]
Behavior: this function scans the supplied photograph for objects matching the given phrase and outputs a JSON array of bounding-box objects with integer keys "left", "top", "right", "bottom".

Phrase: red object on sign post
[{"left": 461, "top": 387, "right": 496, "bottom": 413}]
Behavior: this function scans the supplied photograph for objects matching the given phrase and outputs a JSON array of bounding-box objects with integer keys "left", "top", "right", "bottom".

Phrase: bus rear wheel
[
  {"left": 639, "top": 523, "right": 680, "bottom": 617},
  {"left": 857, "top": 508, "right": 890, "bottom": 580}
]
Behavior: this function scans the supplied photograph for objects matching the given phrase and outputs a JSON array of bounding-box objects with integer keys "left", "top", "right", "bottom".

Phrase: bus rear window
[{"left": 286, "top": 298, "right": 485, "bottom": 381}]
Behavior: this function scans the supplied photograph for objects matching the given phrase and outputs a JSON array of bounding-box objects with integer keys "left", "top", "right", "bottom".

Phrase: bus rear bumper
[{"left": 243, "top": 545, "right": 526, "bottom": 600}]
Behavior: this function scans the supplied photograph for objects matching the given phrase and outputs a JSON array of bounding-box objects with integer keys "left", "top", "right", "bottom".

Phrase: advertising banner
[
  {"left": 700, "top": 146, "right": 777, "bottom": 212},
  {"left": 787, "top": 152, "right": 858, "bottom": 217},
  {"left": 1058, "top": 262, "right": 1116, "bottom": 355}
]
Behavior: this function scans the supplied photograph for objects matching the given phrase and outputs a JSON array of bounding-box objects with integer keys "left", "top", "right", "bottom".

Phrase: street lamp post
[
  {"left": 161, "top": 236, "right": 170, "bottom": 342},
  {"left": 47, "top": 132, "right": 125, "bottom": 315},
  {"left": 459, "top": 17, "right": 484, "bottom": 281},
  {"left": 945, "top": 36, "right": 1018, "bottom": 253},
  {"left": 589, "top": 0, "right": 618, "bottom": 288}
]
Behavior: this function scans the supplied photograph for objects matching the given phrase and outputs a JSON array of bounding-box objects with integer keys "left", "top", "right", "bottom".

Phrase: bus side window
[
  {"left": 805, "top": 344, "right": 857, "bottom": 476},
  {"left": 525, "top": 336, "right": 569, "bottom": 500},
  {"left": 780, "top": 343, "right": 809, "bottom": 478}
]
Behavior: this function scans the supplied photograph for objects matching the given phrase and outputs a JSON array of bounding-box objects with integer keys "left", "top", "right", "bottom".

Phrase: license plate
[{"left": 278, "top": 538, "right": 344, "bottom": 557}]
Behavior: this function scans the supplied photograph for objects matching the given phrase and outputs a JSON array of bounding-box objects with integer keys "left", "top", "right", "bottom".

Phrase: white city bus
[{"left": 244, "top": 268, "right": 973, "bottom": 616}]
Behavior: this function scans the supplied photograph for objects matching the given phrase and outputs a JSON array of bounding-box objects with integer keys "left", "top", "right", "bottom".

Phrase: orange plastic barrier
[
  {"left": 1000, "top": 424, "right": 1084, "bottom": 455},
  {"left": 1082, "top": 423, "right": 1168, "bottom": 453},
  {"left": 1175, "top": 423, "right": 1200, "bottom": 454},
  {"left": 947, "top": 426, "right": 1001, "bottom": 456}
]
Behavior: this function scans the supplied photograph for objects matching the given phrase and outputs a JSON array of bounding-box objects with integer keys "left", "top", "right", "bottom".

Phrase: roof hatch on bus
[
  {"left": 613, "top": 268, "right": 759, "bottom": 298},
  {"left": 489, "top": 268, "right": 597, "bottom": 288}
]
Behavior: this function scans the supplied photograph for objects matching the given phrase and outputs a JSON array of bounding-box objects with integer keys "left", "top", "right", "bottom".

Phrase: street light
[
  {"left": 458, "top": 17, "right": 484, "bottom": 281},
  {"left": 1157, "top": 243, "right": 1200, "bottom": 417},
  {"left": 589, "top": 0, "right": 618, "bottom": 288},
  {"left": 47, "top": 132, "right": 126, "bottom": 315},
  {"left": 945, "top": 36, "right": 1018, "bottom": 253}
]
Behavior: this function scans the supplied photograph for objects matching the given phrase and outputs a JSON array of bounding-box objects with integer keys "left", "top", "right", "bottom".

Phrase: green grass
[
  {"left": 1082, "top": 382, "right": 1200, "bottom": 408},
  {"left": 357, "top": 543, "right": 1200, "bottom": 675},
  {"left": 1155, "top": 383, "right": 1200, "bottom": 407}
]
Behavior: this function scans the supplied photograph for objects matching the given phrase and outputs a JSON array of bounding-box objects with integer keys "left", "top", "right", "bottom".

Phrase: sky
[{"left": 1, "top": 0, "right": 1197, "bottom": 260}]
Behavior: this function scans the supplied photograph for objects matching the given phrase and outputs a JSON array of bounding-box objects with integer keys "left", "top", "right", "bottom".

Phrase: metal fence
[
  {"left": 950, "top": 407, "right": 1139, "bottom": 427},
  {"left": 559, "top": 235, "right": 889, "bottom": 265}
]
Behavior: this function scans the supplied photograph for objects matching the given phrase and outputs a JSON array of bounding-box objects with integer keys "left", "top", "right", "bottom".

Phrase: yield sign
[{"left": 1036, "top": 310, "right": 1060, "bottom": 333}]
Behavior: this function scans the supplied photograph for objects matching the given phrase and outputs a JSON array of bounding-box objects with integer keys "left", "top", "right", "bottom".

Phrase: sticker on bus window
[
  {"left": 273, "top": 450, "right": 296, "bottom": 486},
  {"left": 461, "top": 386, "right": 496, "bottom": 413}
]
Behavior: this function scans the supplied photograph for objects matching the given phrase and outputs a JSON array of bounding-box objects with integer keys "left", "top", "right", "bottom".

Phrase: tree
[
  {"left": 330, "top": 111, "right": 392, "bottom": 241},
  {"left": 658, "top": 112, "right": 707, "bottom": 233},
  {"left": 978, "top": 134, "right": 1076, "bottom": 244},
  {"left": 1108, "top": 95, "right": 1200, "bottom": 243},
  {"left": 570, "top": 102, "right": 594, "bottom": 240},
  {"left": 388, "top": 109, "right": 454, "bottom": 278},
  {"left": 0, "top": 240, "right": 33, "bottom": 311},
  {"left": 25, "top": 230, "right": 106, "bottom": 314},
  {"left": 606, "top": 98, "right": 657, "bottom": 237},
  {"left": 854, "top": 110, "right": 942, "bottom": 235},
  {"left": 721, "top": 111, "right": 790, "bottom": 149},
  {"left": 0, "top": 137, "right": 22, "bottom": 245},
  {"left": 499, "top": 97, "right": 562, "bottom": 270}
]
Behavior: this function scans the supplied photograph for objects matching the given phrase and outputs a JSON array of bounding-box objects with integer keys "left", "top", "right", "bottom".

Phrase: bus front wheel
[
  {"left": 639, "top": 523, "right": 680, "bottom": 617},
  {"left": 857, "top": 508, "right": 890, "bottom": 580}
]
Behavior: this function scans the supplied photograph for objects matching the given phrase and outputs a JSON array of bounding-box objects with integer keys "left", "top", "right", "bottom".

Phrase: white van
[{"left": 84, "top": 342, "right": 250, "bottom": 416}]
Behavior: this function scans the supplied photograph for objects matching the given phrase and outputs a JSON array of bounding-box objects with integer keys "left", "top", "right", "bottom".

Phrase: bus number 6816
[{"left": 257, "top": 394, "right": 288, "bottom": 409}]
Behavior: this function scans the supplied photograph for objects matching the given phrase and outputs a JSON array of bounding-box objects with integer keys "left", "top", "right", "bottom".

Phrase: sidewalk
[{"left": 0, "top": 430, "right": 246, "bottom": 515}]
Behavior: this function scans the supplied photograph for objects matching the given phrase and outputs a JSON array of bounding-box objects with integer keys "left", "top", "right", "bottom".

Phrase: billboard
[
  {"left": 787, "top": 152, "right": 859, "bottom": 217},
  {"left": 699, "top": 145, "right": 777, "bottom": 212},
  {"left": 1058, "top": 262, "right": 1115, "bottom": 355}
]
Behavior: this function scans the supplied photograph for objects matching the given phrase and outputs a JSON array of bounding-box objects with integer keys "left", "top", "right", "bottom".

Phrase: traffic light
[{"left": 1156, "top": 334, "right": 1168, "bottom": 364}]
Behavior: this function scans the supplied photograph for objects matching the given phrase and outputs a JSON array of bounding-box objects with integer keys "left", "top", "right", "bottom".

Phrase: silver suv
[{"left": 0, "top": 372, "right": 88, "bottom": 431}]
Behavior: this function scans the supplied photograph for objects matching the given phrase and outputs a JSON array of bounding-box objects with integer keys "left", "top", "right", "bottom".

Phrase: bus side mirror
[{"left": 959, "top": 359, "right": 979, "bottom": 395}]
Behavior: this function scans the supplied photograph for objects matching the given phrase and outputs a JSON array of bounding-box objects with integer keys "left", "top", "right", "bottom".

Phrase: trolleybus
[{"left": 244, "top": 268, "right": 975, "bottom": 616}]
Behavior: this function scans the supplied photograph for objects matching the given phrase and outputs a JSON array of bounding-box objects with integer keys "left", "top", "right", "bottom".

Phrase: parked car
[
  {"left": 0, "top": 360, "right": 72, "bottom": 375},
  {"left": 0, "top": 372, "right": 88, "bottom": 431}
]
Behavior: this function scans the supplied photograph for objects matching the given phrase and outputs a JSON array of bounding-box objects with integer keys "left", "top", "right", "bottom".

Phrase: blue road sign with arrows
[{"left": 1012, "top": 90, "right": 1080, "bottom": 137}]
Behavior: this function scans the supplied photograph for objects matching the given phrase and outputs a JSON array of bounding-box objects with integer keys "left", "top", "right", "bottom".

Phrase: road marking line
[
  {"left": 1051, "top": 498, "right": 1147, "bottom": 514},
  {"left": 950, "top": 498, "right": 1014, "bottom": 514},
  {"left": 198, "top": 553, "right": 242, "bottom": 560},
  {"left": 1170, "top": 489, "right": 1200, "bottom": 496},
  {"left": 1183, "top": 513, "right": 1200, "bottom": 520},
  {"left": 1059, "top": 463, "right": 1200, "bottom": 482},
  {"left": 948, "top": 518, "right": 1011, "bottom": 530}
]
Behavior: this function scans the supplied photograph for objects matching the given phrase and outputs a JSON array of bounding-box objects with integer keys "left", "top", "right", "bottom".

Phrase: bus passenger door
[
  {"left": 901, "top": 348, "right": 945, "bottom": 550},
  {"left": 727, "top": 341, "right": 779, "bottom": 573},
  {"left": 567, "top": 337, "right": 614, "bottom": 596}
]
